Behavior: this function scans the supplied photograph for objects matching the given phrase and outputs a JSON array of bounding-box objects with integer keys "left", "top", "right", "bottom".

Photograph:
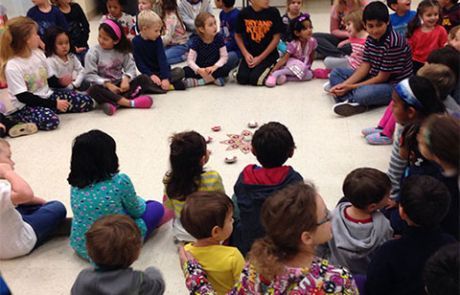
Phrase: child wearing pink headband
[
  {"left": 101, "top": 0, "right": 135, "bottom": 39},
  {"left": 84, "top": 20, "right": 160, "bottom": 115}
]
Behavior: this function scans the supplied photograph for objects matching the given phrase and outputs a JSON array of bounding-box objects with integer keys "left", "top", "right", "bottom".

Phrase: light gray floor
[{"left": 1, "top": 1, "right": 393, "bottom": 294}]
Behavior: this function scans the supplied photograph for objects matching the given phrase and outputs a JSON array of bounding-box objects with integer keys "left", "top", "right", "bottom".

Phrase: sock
[
  {"left": 197, "top": 79, "right": 206, "bottom": 86},
  {"left": 213, "top": 77, "right": 225, "bottom": 86},
  {"left": 184, "top": 78, "right": 199, "bottom": 88}
]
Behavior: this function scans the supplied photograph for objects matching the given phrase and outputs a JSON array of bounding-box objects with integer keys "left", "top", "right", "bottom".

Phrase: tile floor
[{"left": 1, "top": 1, "right": 395, "bottom": 293}]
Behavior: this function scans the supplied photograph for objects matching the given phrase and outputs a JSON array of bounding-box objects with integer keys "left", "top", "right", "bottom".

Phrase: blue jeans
[
  {"left": 165, "top": 44, "right": 188, "bottom": 65},
  {"left": 329, "top": 67, "right": 393, "bottom": 107},
  {"left": 227, "top": 51, "right": 241, "bottom": 70},
  {"left": 16, "top": 201, "right": 67, "bottom": 248}
]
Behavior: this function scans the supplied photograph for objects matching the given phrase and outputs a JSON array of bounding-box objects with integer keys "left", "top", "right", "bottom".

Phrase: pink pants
[{"left": 378, "top": 101, "right": 396, "bottom": 138}]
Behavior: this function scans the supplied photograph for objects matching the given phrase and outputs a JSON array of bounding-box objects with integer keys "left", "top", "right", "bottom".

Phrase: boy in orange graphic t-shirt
[{"left": 235, "top": 0, "right": 283, "bottom": 85}]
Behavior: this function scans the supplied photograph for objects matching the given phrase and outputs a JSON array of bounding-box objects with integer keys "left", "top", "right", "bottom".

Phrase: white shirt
[
  {"left": 5, "top": 49, "right": 53, "bottom": 113},
  {"left": 0, "top": 181, "right": 37, "bottom": 259},
  {"left": 47, "top": 53, "right": 85, "bottom": 88}
]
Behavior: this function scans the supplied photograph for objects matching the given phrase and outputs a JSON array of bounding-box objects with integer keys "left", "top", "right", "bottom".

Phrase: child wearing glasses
[{"left": 318, "top": 168, "right": 394, "bottom": 275}]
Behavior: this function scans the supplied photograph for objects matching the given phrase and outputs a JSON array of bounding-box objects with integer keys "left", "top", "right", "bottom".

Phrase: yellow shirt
[
  {"left": 184, "top": 244, "right": 245, "bottom": 295},
  {"left": 163, "top": 170, "right": 225, "bottom": 218}
]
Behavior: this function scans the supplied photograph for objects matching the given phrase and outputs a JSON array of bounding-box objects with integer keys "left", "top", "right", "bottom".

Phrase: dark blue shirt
[
  {"left": 62, "top": 3, "right": 90, "bottom": 48},
  {"left": 220, "top": 8, "right": 240, "bottom": 54},
  {"left": 132, "top": 35, "right": 171, "bottom": 79},
  {"left": 27, "top": 6, "right": 68, "bottom": 39},
  {"left": 190, "top": 34, "right": 225, "bottom": 68}
]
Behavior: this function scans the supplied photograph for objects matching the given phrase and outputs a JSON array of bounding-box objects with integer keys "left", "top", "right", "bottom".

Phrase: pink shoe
[
  {"left": 277, "top": 75, "right": 287, "bottom": 85},
  {"left": 101, "top": 102, "right": 117, "bottom": 116},
  {"left": 313, "top": 68, "right": 331, "bottom": 79},
  {"left": 265, "top": 75, "right": 277, "bottom": 87},
  {"left": 131, "top": 95, "right": 153, "bottom": 108}
]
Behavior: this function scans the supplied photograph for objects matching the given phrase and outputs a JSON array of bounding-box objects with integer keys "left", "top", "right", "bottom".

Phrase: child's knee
[{"left": 237, "top": 71, "right": 250, "bottom": 85}]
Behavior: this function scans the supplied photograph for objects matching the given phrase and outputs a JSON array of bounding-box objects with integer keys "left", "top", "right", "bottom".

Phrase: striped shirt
[
  {"left": 347, "top": 36, "right": 366, "bottom": 70},
  {"left": 388, "top": 127, "right": 407, "bottom": 198},
  {"left": 362, "top": 27, "right": 413, "bottom": 84}
]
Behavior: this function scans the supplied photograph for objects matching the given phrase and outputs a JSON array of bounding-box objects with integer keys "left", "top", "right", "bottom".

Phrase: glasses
[{"left": 316, "top": 210, "right": 332, "bottom": 226}]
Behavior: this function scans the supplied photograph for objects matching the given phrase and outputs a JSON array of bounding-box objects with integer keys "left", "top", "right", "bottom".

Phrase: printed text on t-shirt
[{"left": 244, "top": 19, "right": 272, "bottom": 43}]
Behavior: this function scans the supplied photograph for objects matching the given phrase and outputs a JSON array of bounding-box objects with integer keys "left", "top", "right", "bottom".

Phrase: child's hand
[
  {"left": 119, "top": 78, "right": 130, "bottom": 93},
  {"left": 56, "top": 99, "right": 70, "bottom": 112},
  {"left": 244, "top": 53, "right": 254, "bottom": 67},
  {"left": 161, "top": 79, "right": 170, "bottom": 90},
  {"left": 59, "top": 75, "right": 73, "bottom": 87},
  {"left": 337, "top": 39, "right": 349, "bottom": 48},
  {"left": 205, "top": 65, "right": 218, "bottom": 75},
  {"left": 178, "top": 245, "right": 195, "bottom": 270},
  {"left": 197, "top": 68, "right": 208, "bottom": 77},
  {"left": 330, "top": 83, "right": 353, "bottom": 96},
  {"left": 0, "top": 163, "right": 13, "bottom": 178},
  {"left": 105, "top": 82, "right": 121, "bottom": 94},
  {"left": 150, "top": 74, "right": 162, "bottom": 86},
  {"left": 250, "top": 56, "right": 262, "bottom": 68},
  {"left": 75, "top": 47, "right": 87, "bottom": 53}
]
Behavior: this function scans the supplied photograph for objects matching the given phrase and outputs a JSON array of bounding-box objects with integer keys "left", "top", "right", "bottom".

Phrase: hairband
[
  {"left": 104, "top": 19, "right": 122, "bottom": 41},
  {"left": 297, "top": 13, "right": 311, "bottom": 23},
  {"left": 394, "top": 78, "right": 423, "bottom": 110}
]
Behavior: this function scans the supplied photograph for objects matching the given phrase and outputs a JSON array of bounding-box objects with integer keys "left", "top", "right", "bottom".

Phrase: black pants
[
  {"left": 236, "top": 54, "right": 277, "bottom": 86},
  {"left": 88, "top": 74, "right": 164, "bottom": 104},
  {"left": 313, "top": 32, "right": 352, "bottom": 58},
  {"left": 183, "top": 63, "right": 232, "bottom": 79},
  {"left": 0, "top": 113, "right": 18, "bottom": 137}
]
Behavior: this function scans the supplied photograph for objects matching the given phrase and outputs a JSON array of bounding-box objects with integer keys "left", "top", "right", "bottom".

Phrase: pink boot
[
  {"left": 131, "top": 95, "right": 153, "bottom": 108},
  {"left": 265, "top": 75, "right": 277, "bottom": 87}
]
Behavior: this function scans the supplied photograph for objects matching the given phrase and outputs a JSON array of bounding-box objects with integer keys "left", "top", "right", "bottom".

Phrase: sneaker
[
  {"left": 131, "top": 95, "right": 153, "bottom": 108},
  {"left": 323, "top": 81, "right": 331, "bottom": 92},
  {"left": 333, "top": 100, "right": 367, "bottom": 117},
  {"left": 101, "top": 102, "right": 117, "bottom": 116},
  {"left": 213, "top": 77, "right": 225, "bottom": 87},
  {"left": 361, "top": 127, "right": 383, "bottom": 137},
  {"left": 265, "top": 75, "right": 277, "bottom": 87},
  {"left": 366, "top": 132, "right": 393, "bottom": 145},
  {"left": 8, "top": 123, "right": 38, "bottom": 138},
  {"left": 276, "top": 75, "right": 287, "bottom": 85}
]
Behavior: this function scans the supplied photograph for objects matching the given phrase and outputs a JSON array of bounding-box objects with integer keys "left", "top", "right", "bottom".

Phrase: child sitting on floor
[
  {"left": 85, "top": 19, "right": 157, "bottom": 116},
  {"left": 133, "top": 10, "right": 185, "bottom": 93},
  {"left": 265, "top": 14, "right": 317, "bottom": 87},
  {"left": 183, "top": 12, "right": 232, "bottom": 87},
  {"left": 182, "top": 182, "right": 359, "bottom": 294},
  {"left": 163, "top": 131, "right": 225, "bottom": 242},
  {"left": 182, "top": 191, "right": 244, "bottom": 295},
  {"left": 235, "top": 0, "right": 283, "bottom": 86},
  {"left": 214, "top": 0, "right": 241, "bottom": 69},
  {"left": 387, "top": 0, "right": 416, "bottom": 37},
  {"left": 231, "top": 122, "right": 303, "bottom": 255},
  {"left": 439, "top": 0, "right": 460, "bottom": 33},
  {"left": 68, "top": 130, "right": 165, "bottom": 261},
  {"left": 178, "top": 0, "right": 213, "bottom": 33},
  {"left": 320, "top": 167, "right": 393, "bottom": 275},
  {"left": 365, "top": 175, "right": 456, "bottom": 294},
  {"left": 0, "top": 139, "right": 67, "bottom": 259},
  {"left": 161, "top": 0, "right": 189, "bottom": 65},
  {"left": 101, "top": 0, "right": 135, "bottom": 39},
  {"left": 71, "top": 214, "right": 165, "bottom": 294}
]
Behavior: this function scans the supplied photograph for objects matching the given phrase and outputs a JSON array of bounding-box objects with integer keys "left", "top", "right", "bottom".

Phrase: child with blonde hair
[
  {"left": 265, "top": 14, "right": 317, "bottom": 87},
  {"left": 313, "top": 0, "right": 366, "bottom": 58},
  {"left": 324, "top": 9, "right": 367, "bottom": 70},
  {"left": 448, "top": 25, "right": 460, "bottom": 51},
  {"left": 183, "top": 12, "right": 232, "bottom": 87},
  {"left": 281, "top": 0, "right": 302, "bottom": 43},
  {"left": 163, "top": 131, "right": 225, "bottom": 242},
  {"left": 0, "top": 17, "right": 93, "bottom": 131},
  {"left": 408, "top": 0, "right": 448, "bottom": 73},
  {"left": 133, "top": 10, "right": 186, "bottom": 92},
  {"left": 161, "top": 0, "right": 189, "bottom": 65}
]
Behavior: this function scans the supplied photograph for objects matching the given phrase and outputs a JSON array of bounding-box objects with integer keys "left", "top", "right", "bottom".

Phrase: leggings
[
  {"left": 141, "top": 200, "right": 165, "bottom": 238},
  {"left": 87, "top": 74, "right": 162, "bottom": 105},
  {"left": 11, "top": 88, "right": 93, "bottom": 131},
  {"left": 237, "top": 54, "right": 277, "bottom": 86},
  {"left": 16, "top": 201, "right": 67, "bottom": 249},
  {"left": 377, "top": 102, "right": 396, "bottom": 138}
]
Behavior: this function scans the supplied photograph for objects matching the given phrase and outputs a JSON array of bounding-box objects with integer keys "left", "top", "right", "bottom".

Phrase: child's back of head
[
  {"left": 181, "top": 191, "right": 233, "bottom": 240},
  {"left": 400, "top": 175, "right": 451, "bottom": 228},
  {"left": 423, "top": 243, "right": 459, "bottom": 295},
  {"left": 67, "top": 130, "right": 119, "bottom": 189},
  {"left": 166, "top": 131, "right": 207, "bottom": 200},
  {"left": 417, "top": 64, "right": 455, "bottom": 101},
  {"left": 427, "top": 46, "right": 460, "bottom": 84},
  {"left": 86, "top": 214, "right": 142, "bottom": 268},
  {"left": 343, "top": 167, "right": 391, "bottom": 211},
  {"left": 251, "top": 122, "right": 295, "bottom": 168}
]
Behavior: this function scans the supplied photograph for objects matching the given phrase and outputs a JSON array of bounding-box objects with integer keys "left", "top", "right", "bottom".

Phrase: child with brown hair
[
  {"left": 181, "top": 182, "right": 358, "bottom": 293},
  {"left": 163, "top": 131, "right": 224, "bottom": 242},
  {"left": 182, "top": 191, "right": 244, "bottom": 295},
  {"left": 101, "top": 0, "right": 135, "bottom": 39},
  {"left": 183, "top": 12, "right": 232, "bottom": 87},
  {"left": 161, "top": 0, "right": 189, "bottom": 65},
  {"left": 71, "top": 214, "right": 165, "bottom": 294},
  {"left": 448, "top": 25, "right": 460, "bottom": 50}
]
